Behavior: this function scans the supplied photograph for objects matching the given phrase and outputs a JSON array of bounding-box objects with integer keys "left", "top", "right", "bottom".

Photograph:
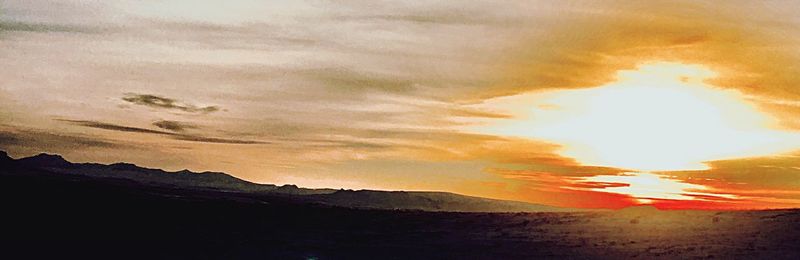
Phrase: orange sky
[{"left": 2, "top": 0, "right": 800, "bottom": 209}]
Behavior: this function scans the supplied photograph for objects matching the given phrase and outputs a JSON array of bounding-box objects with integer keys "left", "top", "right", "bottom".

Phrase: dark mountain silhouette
[
  {"left": 0, "top": 151, "right": 11, "bottom": 165},
  {"left": 16, "top": 153, "right": 73, "bottom": 168},
  {"left": 0, "top": 151, "right": 565, "bottom": 212}
]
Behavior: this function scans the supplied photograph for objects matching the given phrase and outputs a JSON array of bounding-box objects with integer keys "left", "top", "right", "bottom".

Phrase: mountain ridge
[
  {"left": 16, "top": 153, "right": 73, "bottom": 168},
  {"left": 0, "top": 150, "right": 569, "bottom": 212}
]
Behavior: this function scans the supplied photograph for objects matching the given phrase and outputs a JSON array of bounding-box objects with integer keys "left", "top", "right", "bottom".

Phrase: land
[{"left": 1, "top": 151, "right": 799, "bottom": 259}]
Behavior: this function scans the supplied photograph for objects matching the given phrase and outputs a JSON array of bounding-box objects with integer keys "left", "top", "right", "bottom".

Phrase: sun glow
[
  {"left": 470, "top": 62, "right": 800, "bottom": 203},
  {"left": 476, "top": 62, "right": 800, "bottom": 172},
  {"left": 571, "top": 172, "right": 734, "bottom": 203}
]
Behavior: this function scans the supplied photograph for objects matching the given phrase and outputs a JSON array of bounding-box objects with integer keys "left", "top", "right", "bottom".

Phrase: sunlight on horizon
[
  {"left": 470, "top": 62, "right": 800, "bottom": 203},
  {"left": 475, "top": 62, "right": 800, "bottom": 172},
  {"left": 571, "top": 172, "right": 735, "bottom": 204}
]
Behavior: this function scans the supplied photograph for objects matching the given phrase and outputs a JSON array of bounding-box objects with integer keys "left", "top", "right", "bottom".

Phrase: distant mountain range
[{"left": 0, "top": 151, "right": 568, "bottom": 212}]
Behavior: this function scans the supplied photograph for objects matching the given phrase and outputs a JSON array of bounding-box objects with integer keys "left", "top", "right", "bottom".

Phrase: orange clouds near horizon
[
  {"left": 468, "top": 62, "right": 800, "bottom": 209},
  {"left": 446, "top": 1, "right": 800, "bottom": 210}
]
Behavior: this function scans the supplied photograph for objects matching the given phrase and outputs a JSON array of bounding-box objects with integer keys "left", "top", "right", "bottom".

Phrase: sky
[{"left": 3, "top": 0, "right": 800, "bottom": 209}]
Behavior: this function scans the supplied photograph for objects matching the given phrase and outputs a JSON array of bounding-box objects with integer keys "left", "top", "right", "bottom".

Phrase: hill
[{"left": 0, "top": 151, "right": 565, "bottom": 212}]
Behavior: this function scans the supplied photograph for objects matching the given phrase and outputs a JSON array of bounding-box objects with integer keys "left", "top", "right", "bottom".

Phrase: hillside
[{"left": 0, "top": 151, "right": 565, "bottom": 212}]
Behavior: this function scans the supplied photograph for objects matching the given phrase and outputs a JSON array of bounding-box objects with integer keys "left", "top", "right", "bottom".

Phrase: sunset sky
[{"left": 3, "top": 0, "right": 800, "bottom": 209}]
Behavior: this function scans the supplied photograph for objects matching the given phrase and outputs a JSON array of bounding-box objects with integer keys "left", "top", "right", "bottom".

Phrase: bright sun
[
  {"left": 470, "top": 62, "right": 800, "bottom": 203},
  {"left": 476, "top": 62, "right": 800, "bottom": 172}
]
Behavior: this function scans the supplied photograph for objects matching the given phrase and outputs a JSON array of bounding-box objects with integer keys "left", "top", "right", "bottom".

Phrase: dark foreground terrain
[{"left": 2, "top": 156, "right": 800, "bottom": 259}]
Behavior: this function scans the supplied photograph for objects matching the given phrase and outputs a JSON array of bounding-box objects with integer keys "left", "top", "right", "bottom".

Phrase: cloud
[
  {"left": 447, "top": 108, "right": 511, "bottom": 119},
  {"left": 479, "top": 1, "right": 800, "bottom": 104},
  {"left": 61, "top": 119, "right": 171, "bottom": 135},
  {"left": 666, "top": 155, "right": 800, "bottom": 192},
  {"left": 300, "top": 68, "right": 417, "bottom": 93},
  {"left": 332, "top": 13, "right": 508, "bottom": 26},
  {"left": 59, "top": 119, "right": 267, "bottom": 145},
  {"left": 122, "top": 93, "right": 220, "bottom": 114},
  {"left": 0, "top": 128, "right": 126, "bottom": 150},
  {"left": 0, "top": 20, "right": 95, "bottom": 33},
  {"left": 152, "top": 120, "right": 195, "bottom": 132},
  {"left": 172, "top": 135, "right": 265, "bottom": 145}
]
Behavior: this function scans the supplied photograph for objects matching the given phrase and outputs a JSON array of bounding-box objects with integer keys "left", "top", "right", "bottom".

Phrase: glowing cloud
[
  {"left": 570, "top": 172, "right": 733, "bottom": 204},
  {"left": 473, "top": 62, "right": 800, "bottom": 172}
]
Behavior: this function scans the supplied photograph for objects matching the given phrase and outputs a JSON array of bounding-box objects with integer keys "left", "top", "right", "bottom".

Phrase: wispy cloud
[
  {"left": 122, "top": 93, "right": 219, "bottom": 114},
  {"left": 62, "top": 119, "right": 171, "bottom": 135},
  {"left": 172, "top": 135, "right": 264, "bottom": 145},
  {"left": 0, "top": 127, "right": 128, "bottom": 154},
  {"left": 152, "top": 120, "right": 195, "bottom": 132},
  {"left": 59, "top": 119, "right": 266, "bottom": 145},
  {"left": 301, "top": 68, "right": 417, "bottom": 93},
  {"left": 0, "top": 20, "right": 95, "bottom": 33}
]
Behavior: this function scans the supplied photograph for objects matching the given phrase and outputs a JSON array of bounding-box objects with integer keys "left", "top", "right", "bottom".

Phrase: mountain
[
  {"left": 0, "top": 151, "right": 12, "bottom": 166},
  {"left": 16, "top": 153, "right": 73, "bottom": 168},
  {"left": 0, "top": 151, "right": 568, "bottom": 212}
]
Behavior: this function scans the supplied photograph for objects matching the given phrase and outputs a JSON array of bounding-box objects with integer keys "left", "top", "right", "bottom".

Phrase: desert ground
[{"left": 1, "top": 168, "right": 798, "bottom": 259}]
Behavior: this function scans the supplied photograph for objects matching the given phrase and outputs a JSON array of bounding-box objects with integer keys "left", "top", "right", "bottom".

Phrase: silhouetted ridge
[
  {"left": 17, "top": 153, "right": 72, "bottom": 168},
  {"left": 0, "top": 151, "right": 12, "bottom": 165},
  {"left": 108, "top": 162, "right": 144, "bottom": 171},
  {"left": 1, "top": 150, "right": 568, "bottom": 212}
]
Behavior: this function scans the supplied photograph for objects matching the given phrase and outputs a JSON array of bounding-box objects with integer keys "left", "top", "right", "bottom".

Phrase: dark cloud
[
  {"left": 59, "top": 119, "right": 267, "bottom": 145},
  {"left": 0, "top": 20, "right": 97, "bottom": 33},
  {"left": 153, "top": 120, "right": 195, "bottom": 132},
  {"left": 173, "top": 135, "right": 265, "bottom": 145},
  {"left": 122, "top": 93, "right": 220, "bottom": 114},
  {"left": 0, "top": 128, "right": 125, "bottom": 150},
  {"left": 61, "top": 119, "right": 171, "bottom": 135}
]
